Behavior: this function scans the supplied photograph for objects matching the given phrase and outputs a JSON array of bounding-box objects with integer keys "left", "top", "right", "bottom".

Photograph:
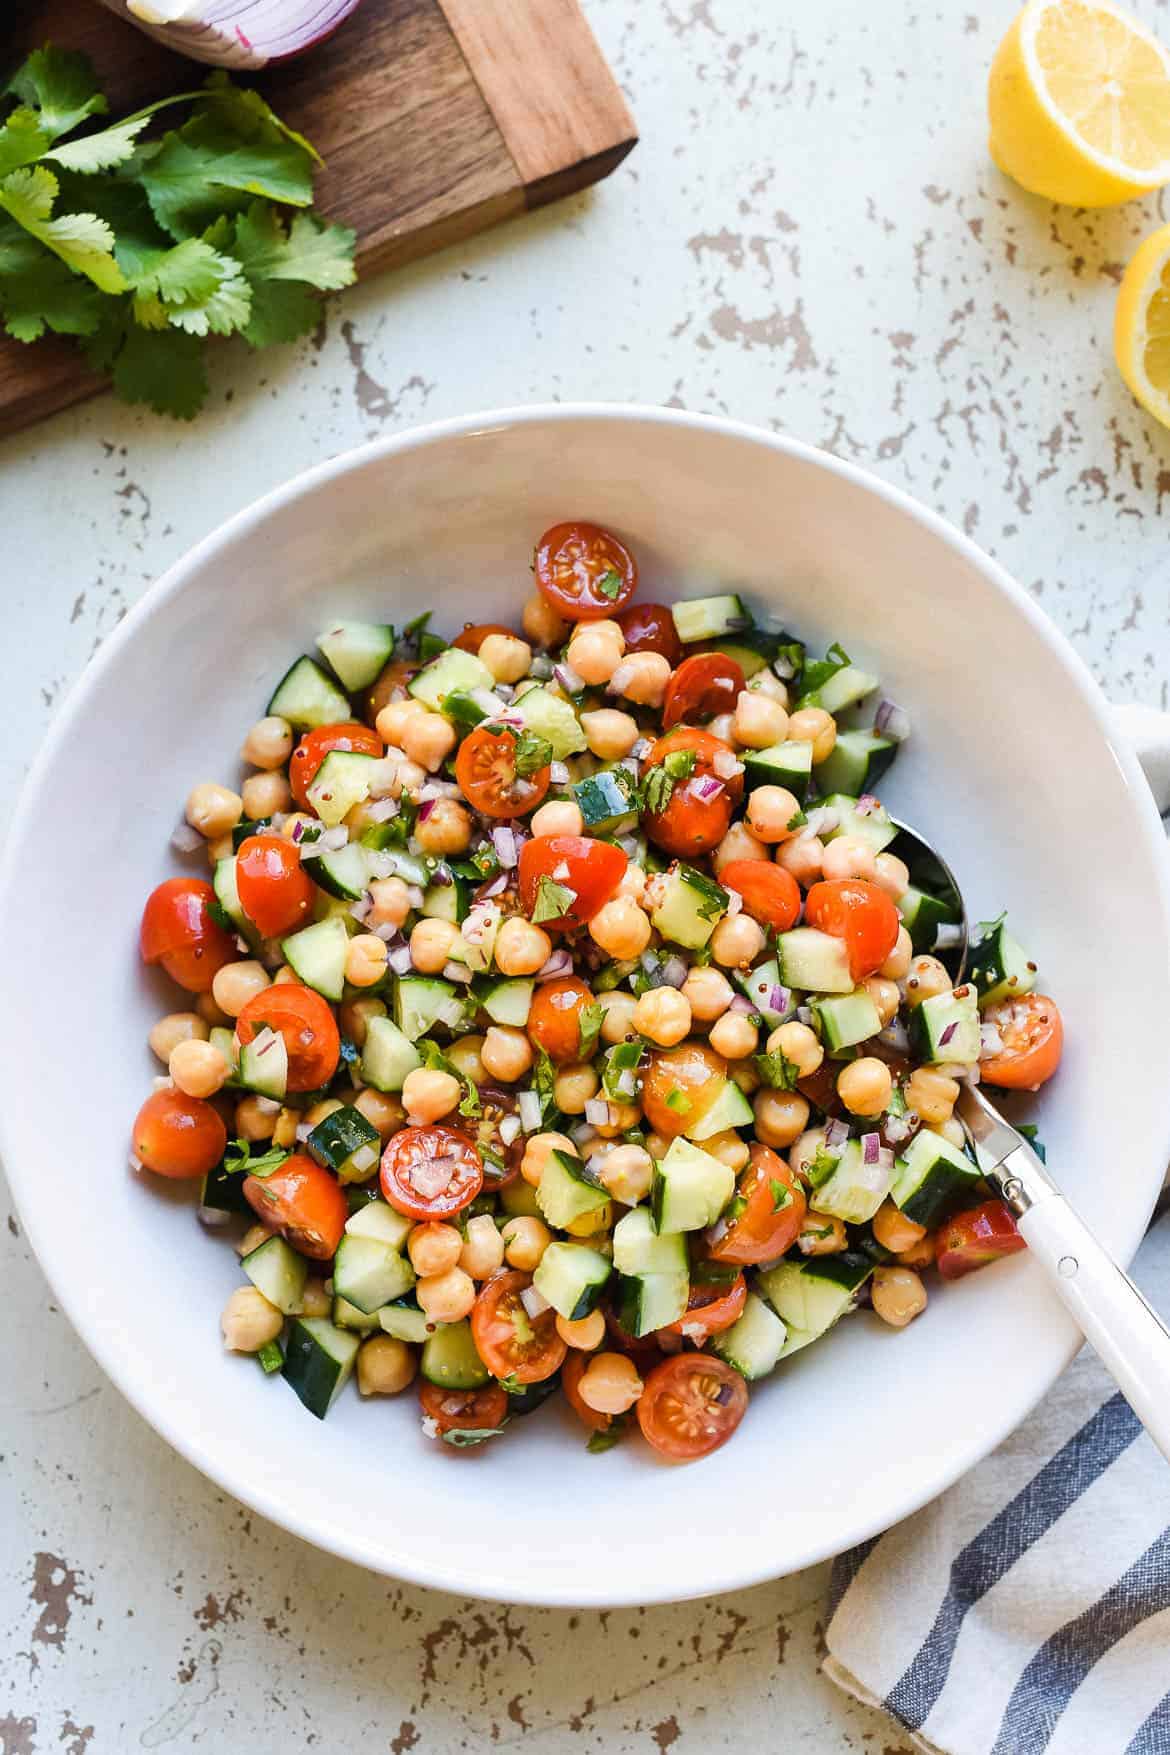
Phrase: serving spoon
[{"left": 892, "top": 817, "right": 1170, "bottom": 1462}]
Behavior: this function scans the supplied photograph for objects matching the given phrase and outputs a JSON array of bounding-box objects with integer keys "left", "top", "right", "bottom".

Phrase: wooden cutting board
[{"left": 1, "top": 0, "right": 636, "bottom": 436}]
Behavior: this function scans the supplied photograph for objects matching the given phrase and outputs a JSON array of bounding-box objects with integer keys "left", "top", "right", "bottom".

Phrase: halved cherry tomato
[
  {"left": 243, "top": 1152, "right": 348, "bottom": 1260},
  {"left": 706, "top": 1142, "right": 807, "bottom": 1265},
  {"left": 380, "top": 1124, "right": 484, "bottom": 1220},
  {"left": 453, "top": 622, "right": 516, "bottom": 654},
  {"left": 617, "top": 602, "right": 682, "bottom": 666},
  {"left": 980, "top": 995, "right": 1063, "bottom": 1091},
  {"left": 526, "top": 976, "right": 595, "bottom": 1065},
  {"left": 419, "top": 1380, "right": 509, "bottom": 1441},
  {"left": 636, "top": 1353, "right": 748, "bottom": 1460},
  {"left": 720, "top": 860, "right": 801, "bottom": 933},
  {"left": 663, "top": 654, "right": 745, "bottom": 729},
  {"left": 641, "top": 1042, "right": 728, "bottom": 1140},
  {"left": 471, "top": 1270, "right": 567, "bottom": 1384},
  {"left": 454, "top": 724, "right": 551, "bottom": 819},
  {"left": 235, "top": 834, "right": 316, "bottom": 939},
  {"left": 289, "top": 722, "right": 383, "bottom": 811},
  {"left": 662, "top": 1269, "right": 747, "bottom": 1341},
  {"left": 517, "top": 835, "right": 627, "bottom": 928},
  {"left": 235, "top": 983, "right": 340, "bottom": 1093},
  {"left": 132, "top": 1088, "right": 226, "bottom": 1179},
  {"left": 805, "top": 878, "right": 900, "bottom": 981},
  {"left": 641, "top": 727, "right": 741, "bottom": 858},
  {"left": 936, "top": 1199, "right": 1025, "bottom": 1281},
  {"left": 562, "top": 1350, "right": 611, "bottom": 1432},
  {"left": 139, "top": 877, "right": 238, "bottom": 994},
  {"left": 535, "top": 521, "right": 637, "bottom": 621}
]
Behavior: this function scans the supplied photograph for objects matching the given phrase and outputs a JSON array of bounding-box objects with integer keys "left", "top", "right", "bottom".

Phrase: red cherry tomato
[
  {"left": 289, "top": 722, "right": 384, "bottom": 812},
  {"left": 706, "top": 1143, "right": 807, "bottom": 1265},
  {"left": 132, "top": 1087, "right": 226, "bottom": 1179},
  {"left": 661, "top": 1269, "right": 747, "bottom": 1341},
  {"left": 719, "top": 860, "right": 801, "bottom": 933},
  {"left": 471, "top": 1270, "right": 567, "bottom": 1384},
  {"left": 454, "top": 724, "right": 551, "bottom": 819},
  {"left": 419, "top": 1380, "right": 509, "bottom": 1440},
  {"left": 452, "top": 622, "right": 517, "bottom": 654},
  {"left": 805, "top": 878, "right": 900, "bottom": 981},
  {"left": 235, "top": 834, "right": 316, "bottom": 939},
  {"left": 562, "top": 1350, "right": 611, "bottom": 1432},
  {"left": 936, "top": 1199, "right": 1026, "bottom": 1281},
  {"left": 235, "top": 984, "right": 340, "bottom": 1093},
  {"left": 641, "top": 1042, "right": 728, "bottom": 1140},
  {"left": 641, "top": 727, "right": 741, "bottom": 858},
  {"left": 617, "top": 602, "right": 682, "bottom": 666},
  {"left": 526, "top": 976, "right": 595, "bottom": 1065},
  {"left": 636, "top": 1353, "right": 748, "bottom": 1461},
  {"left": 139, "top": 877, "right": 238, "bottom": 994},
  {"left": 662, "top": 654, "right": 745, "bottom": 729},
  {"left": 980, "top": 995, "right": 1063, "bottom": 1090},
  {"left": 535, "top": 521, "right": 637, "bottom": 621},
  {"left": 243, "top": 1152, "right": 348, "bottom": 1260},
  {"left": 380, "top": 1124, "right": 484, "bottom": 1220},
  {"left": 517, "top": 835, "right": 628, "bottom": 928}
]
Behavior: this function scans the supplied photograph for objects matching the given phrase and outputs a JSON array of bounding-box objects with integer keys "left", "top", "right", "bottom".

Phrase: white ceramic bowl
[{"left": 4, "top": 406, "right": 1169, "bottom": 1607}]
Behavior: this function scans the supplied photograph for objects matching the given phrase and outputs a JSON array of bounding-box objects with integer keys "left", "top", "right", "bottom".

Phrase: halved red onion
[
  {"left": 874, "top": 697, "right": 912, "bottom": 742},
  {"left": 97, "top": 0, "right": 366, "bottom": 69}
]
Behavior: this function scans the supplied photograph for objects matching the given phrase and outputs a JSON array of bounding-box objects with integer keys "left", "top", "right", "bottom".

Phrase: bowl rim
[{"left": 5, "top": 401, "right": 1170, "bottom": 1606}]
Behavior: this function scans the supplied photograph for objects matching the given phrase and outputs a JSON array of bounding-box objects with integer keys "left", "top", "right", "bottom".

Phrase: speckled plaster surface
[{"left": 4, "top": 0, "right": 1170, "bottom": 1748}]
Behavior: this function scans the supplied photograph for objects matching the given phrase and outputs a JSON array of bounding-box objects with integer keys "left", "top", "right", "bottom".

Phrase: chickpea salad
[{"left": 133, "top": 520, "right": 1064, "bottom": 1460}]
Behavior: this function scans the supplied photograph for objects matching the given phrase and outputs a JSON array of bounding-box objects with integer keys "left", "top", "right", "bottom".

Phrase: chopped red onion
[
  {"left": 549, "top": 761, "right": 570, "bottom": 786},
  {"left": 536, "top": 949, "right": 574, "bottom": 981},
  {"left": 584, "top": 1098, "right": 613, "bottom": 1126},
  {"left": 419, "top": 779, "right": 461, "bottom": 804},
  {"left": 824, "top": 1117, "right": 851, "bottom": 1149},
  {"left": 372, "top": 921, "right": 398, "bottom": 942},
  {"left": 659, "top": 955, "right": 689, "bottom": 989},
  {"left": 499, "top": 1115, "right": 523, "bottom": 1146},
  {"left": 520, "top": 1285, "right": 551, "bottom": 1319},
  {"left": 874, "top": 697, "right": 912, "bottom": 742},
  {"left": 631, "top": 737, "right": 654, "bottom": 760},
  {"left": 128, "top": 1152, "right": 143, "bottom": 1174},
  {"left": 291, "top": 818, "right": 307, "bottom": 845},
  {"left": 980, "top": 1023, "right": 1005, "bottom": 1057},
  {"left": 570, "top": 1121, "right": 598, "bottom": 1147},
  {"left": 796, "top": 1005, "right": 815, "bottom": 1028},
  {"left": 321, "top": 826, "right": 349, "bottom": 851},
  {"left": 884, "top": 1113, "right": 913, "bottom": 1145},
  {"left": 725, "top": 889, "right": 743, "bottom": 917},
  {"left": 406, "top": 884, "right": 426, "bottom": 909},
  {"left": 712, "top": 750, "right": 744, "bottom": 780},
  {"left": 772, "top": 652, "right": 797, "bottom": 681},
  {"left": 349, "top": 896, "right": 373, "bottom": 923},
  {"left": 728, "top": 994, "right": 755, "bottom": 1015},
  {"left": 437, "top": 998, "right": 467, "bottom": 1029},
  {"left": 804, "top": 806, "right": 839, "bottom": 838},
  {"left": 615, "top": 1069, "right": 637, "bottom": 1099},
  {"left": 170, "top": 821, "right": 203, "bottom": 854},
  {"left": 617, "top": 834, "right": 642, "bottom": 858},
  {"left": 253, "top": 1095, "right": 280, "bottom": 1116},
  {"left": 517, "top": 1091, "right": 543, "bottom": 1133},
  {"left": 939, "top": 1021, "right": 958, "bottom": 1047},
  {"left": 350, "top": 1144, "right": 379, "bottom": 1175},
  {"left": 479, "top": 872, "right": 510, "bottom": 900},
  {"left": 861, "top": 1131, "right": 882, "bottom": 1166},
  {"left": 690, "top": 776, "right": 725, "bottom": 802},
  {"left": 442, "top": 961, "right": 473, "bottom": 984},
  {"left": 295, "top": 1121, "right": 313, "bottom": 1143},
  {"left": 429, "top": 862, "right": 454, "bottom": 887},
  {"left": 462, "top": 902, "right": 500, "bottom": 946},
  {"left": 554, "top": 660, "right": 586, "bottom": 694},
  {"left": 365, "top": 798, "right": 399, "bottom": 824},
  {"left": 492, "top": 826, "right": 519, "bottom": 869},
  {"left": 606, "top": 662, "right": 635, "bottom": 696},
  {"left": 197, "top": 1205, "right": 234, "bottom": 1229},
  {"left": 387, "top": 945, "right": 413, "bottom": 975},
  {"left": 854, "top": 794, "right": 881, "bottom": 818},
  {"left": 417, "top": 798, "right": 437, "bottom": 822},
  {"left": 878, "top": 1019, "right": 911, "bottom": 1052},
  {"left": 769, "top": 986, "right": 793, "bottom": 1017}
]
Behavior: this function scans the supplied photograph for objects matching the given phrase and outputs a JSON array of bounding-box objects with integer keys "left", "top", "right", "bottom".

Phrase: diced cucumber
[
  {"left": 446, "top": 900, "right": 501, "bottom": 975},
  {"left": 213, "top": 855, "right": 257, "bottom": 947},
  {"left": 306, "top": 1105, "right": 381, "bottom": 1183},
  {"left": 361, "top": 1014, "right": 422, "bottom": 1091},
  {"left": 478, "top": 977, "right": 534, "bottom": 1028},
  {"left": 757, "top": 1254, "right": 871, "bottom": 1359},
  {"left": 813, "top": 730, "right": 896, "bottom": 798},
  {"left": 242, "top": 1235, "right": 307, "bottom": 1315},
  {"left": 650, "top": 862, "right": 728, "bottom": 950},
  {"left": 775, "top": 927, "right": 853, "bottom": 994},
  {"left": 798, "top": 664, "right": 878, "bottom": 715},
  {"left": 305, "top": 751, "right": 377, "bottom": 828},
  {"left": 914, "top": 984, "right": 980, "bottom": 1063},
  {"left": 316, "top": 619, "right": 394, "bottom": 692},
  {"left": 267, "top": 656, "right": 351, "bottom": 731},
  {"left": 900, "top": 887, "right": 958, "bottom": 957},
  {"left": 256, "top": 1340, "right": 284, "bottom": 1373},
  {"left": 891, "top": 1127, "right": 980, "bottom": 1227},
  {"left": 208, "top": 1026, "right": 238, "bottom": 1079},
  {"left": 969, "top": 919, "right": 1036, "bottom": 1009},
  {"left": 443, "top": 690, "right": 492, "bottom": 732},
  {"left": 238, "top": 1028, "right": 288, "bottom": 1100},
  {"left": 809, "top": 1139, "right": 891, "bottom": 1223},
  {"left": 573, "top": 769, "right": 639, "bottom": 834},
  {"left": 699, "top": 629, "right": 780, "bottom": 678},
  {"left": 282, "top": 915, "right": 349, "bottom": 1002},
  {"left": 420, "top": 1319, "right": 489, "bottom": 1389},
  {"left": 532, "top": 1242, "right": 611, "bottom": 1321},
  {"left": 231, "top": 816, "right": 272, "bottom": 851},
  {"left": 734, "top": 959, "right": 791, "bottom": 1028},
  {"left": 813, "top": 987, "right": 881, "bottom": 1052},
  {"left": 394, "top": 976, "right": 471, "bottom": 1039},
  {"left": 536, "top": 1150, "right": 611, "bottom": 1230},
  {"left": 281, "top": 1317, "right": 359, "bottom": 1417},
  {"left": 379, "top": 1299, "right": 432, "bottom": 1344},
  {"left": 671, "top": 594, "right": 749, "bottom": 642},
  {"left": 612, "top": 1207, "right": 688, "bottom": 1276},
  {"left": 345, "top": 1199, "right": 413, "bottom": 1250},
  {"left": 687, "top": 1076, "right": 753, "bottom": 1142},
  {"left": 305, "top": 840, "right": 371, "bottom": 901},
  {"left": 819, "top": 794, "right": 897, "bottom": 854},
  {"left": 362, "top": 840, "right": 428, "bottom": 887},
  {"left": 510, "top": 685, "right": 587, "bottom": 758},
  {"left": 333, "top": 1294, "right": 380, "bottom": 1332},
  {"left": 594, "top": 957, "right": 640, "bottom": 993},
  {"left": 421, "top": 875, "right": 472, "bottom": 925},
  {"left": 333, "top": 1233, "right": 415, "bottom": 1314},
  {"left": 742, "top": 739, "right": 814, "bottom": 802},
  {"left": 712, "top": 1292, "right": 786, "bottom": 1379},
  {"left": 651, "top": 1137, "right": 736, "bottom": 1234},
  {"left": 617, "top": 1269, "right": 689, "bottom": 1337},
  {"left": 409, "top": 649, "right": 494, "bottom": 713},
  {"left": 200, "top": 1158, "right": 251, "bottom": 1215}
]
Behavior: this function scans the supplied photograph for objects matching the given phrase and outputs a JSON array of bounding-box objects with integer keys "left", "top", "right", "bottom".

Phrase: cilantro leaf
[
  {"left": 513, "top": 728, "right": 553, "bottom": 778},
  {"left": 602, "top": 1040, "right": 644, "bottom": 1102},
  {"left": 754, "top": 1048, "right": 800, "bottom": 1091},
  {"left": 0, "top": 165, "right": 126, "bottom": 292},
  {"left": 0, "top": 220, "right": 103, "bottom": 340},
  {"left": 0, "top": 109, "right": 53, "bottom": 179},
  {"left": 641, "top": 765, "right": 675, "bottom": 815},
  {"left": 577, "top": 1001, "right": 604, "bottom": 1060},
  {"left": 533, "top": 1048, "right": 557, "bottom": 1121},
  {"left": 532, "top": 875, "right": 576, "bottom": 924},
  {"left": 597, "top": 569, "right": 623, "bottom": 601},
  {"left": 664, "top": 1088, "right": 692, "bottom": 1116},
  {"left": 139, "top": 109, "right": 315, "bottom": 241},
  {"left": 7, "top": 48, "right": 107, "bottom": 141},
  {"left": 221, "top": 1138, "right": 289, "bottom": 1180},
  {"left": 131, "top": 238, "right": 251, "bottom": 337},
  {"left": 586, "top": 1416, "right": 626, "bottom": 1453},
  {"left": 227, "top": 201, "right": 355, "bottom": 347},
  {"left": 45, "top": 113, "right": 153, "bottom": 174},
  {"left": 798, "top": 641, "right": 851, "bottom": 701},
  {"left": 769, "top": 1177, "right": 792, "bottom": 1213},
  {"left": 112, "top": 323, "right": 208, "bottom": 419},
  {"left": 664, "top": 749, "right": 697, "bottom": 781}
]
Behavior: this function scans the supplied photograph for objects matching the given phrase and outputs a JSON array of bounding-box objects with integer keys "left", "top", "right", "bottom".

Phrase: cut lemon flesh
[{"left": 1115, "top": 223, "right": 1170, "bottom": 426}]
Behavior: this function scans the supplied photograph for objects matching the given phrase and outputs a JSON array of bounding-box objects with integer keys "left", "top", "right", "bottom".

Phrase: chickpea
[
  {"left": 905, "top": 1068, "right": 960, "bottom": 1127},
  {"left": 873, "top": 851, "right": 910, "bottom": 901},
  {"left": 527, "top": 799, "right": 581, "bottom": 841},
  {"left": 939, "top": 1116, "right": 967, "bottom": 1151},
  {"left": 221, "top": 1285, "right": 282, "bottom": 1353},
  {"left": 881, "top": 925, "right": 914, "bottom": 981},
  {"left": 754, "top": 1088, "right": 810, "bottom": 1148},
  {"left": 304, "top": 1097, "right": 345, "bottom": 1129},
  {"left": 864, "top": 976, "right": 901, "bottom": 1029},
  {"left": 522, "top": 591, "right": 569, "bottom": 648},
  {"left": 616, "top": 865, "right": 647, "bottom": 906},
  {"left": 353, "top": 1087, "right": 405, "bottom": 1138},
  {"left": 632, "top": 987, "right": 692, "bottom": 1047},
  {"left": 235, "top": 1094, "right": 278, "bottom": 1141},
  {"left": 709, "top": 1011, "right": 758, "bottom": 1060},
  {"left": 556, "top": 1308, "right": 606, "bottom": 1350},
  {"left": 416, "top": 1265, "right": 477, "bottom": 1323},
  {"left": 612, "top": 651, "right": 671, "bottom": 707},
  {"left": 460, "top": 1213, "right": 506, "bottom": 1280},
  {"left": 904, "top": 956, "right": 952, "bottom": 1009},
  {"left": 787, "top": 706, "right": 837, "bottom": 764},
  {"left": 236, "top": 1222, "right": 276, "bottom": 1258},
  {"left": 356, "top": 1334, "right": 416, "bottom": 1396},
  {"left": 272, "top": 964, "right": 299, "bottom": 985},
  {"left": 345, "top": 933, "right": 389, "bottom": 989},
  {"left": 789, "top": 1125, "right": 827, "bottom": 1181},
  {"left": 580, "top": 708, "right": 639, "bottom": 761},
  {"left": 872, "top": 1199, "right": 927, "bottom": 1255},
  {"left": 402, "top": 1067, "right": 461, "bottom": 1123},
  {"left": 407, "top": 1221, "right": 464, "bottom": 1277},
  {"left": 495, "top": 916, "right": 552, "bottom": 977},
  {"left": 211, "top": 959, "right": 269, "bottom": 1018},
  {"left": 272, "top": 1106, "right": 300, "bottom": 1149},
  {"left": 713, "top": 822, "right": 769, "bottom": 875},
  {"left": 681, "top": 966, "right": 734, "bottom": 1022},
  {"left": 401, "top": 710, "right": 457, "bottom": 774},
  {"left": 568, "top": 622, "right": 625, "bottom": 687},
  {"left": 702, "top": 1129, "right": 752, "bottom": 1171},
  {"left": 241, "top": 769, "right": 292, "bottom": 821},
  {"left": 708, "top": 712, "right": 736, "bottom": 743},
  {"left": 592, "top": 1100, "right": 642, "bottom": 1139},
  {"left": 339, "top": 996, "right": 387, "bottom": 1049},
  {"left": 598, "top": 990, "right": 639, "bottom": 1044},
  {"left": 798, "top": 1212, "right": 848, "bottom": 1255},
  {"left": 822, "top": 835, "right": 877, "bottom": 883},
  {"left": 746, "top": 785, "right": 802, "bottom": 844},
  {"left": 241, "top": 715, "right": 293, "bottom": 771},
  {"left": 375, "top": 698, "right": 424, "bottom": 745},
  {"left": 368, "top": 876, "right": 411, "bottom": 930},
  {"left": 747, "top": 670, "right": 790, "bottom": 705},
  {"left": 501, "top": 1215, "right": 552, "bottom": 1272},
  {"left": 207, "top": 833, "right": 234, "bottom": 866},
  {"left": 731, "top": 1059, "right": 761, "bottom": 1095},
  {"left": 733, "top": 690, "right": 789, "bottom": 749},
  {"left": 410, "top": 917, "right": 460, "bottom": 974},
  {"left": 520, "top": 1130, "right": 576, "bottom": 1189},
  {"left": 577, "top": 1352, "right": 643, "bottom": 1416},
  {"left": 775, "top": 832, "right": 824, "bottom": 887},
  {"left": 148, "top": 1011, "right": 208, "bottom": 1063},
  {"left": 554, "top": 1062, "right": 600, "bottom": 1114},
  {"left": 766, "top": 1020, "right": 822, "bottom": 1080},
  {"left": 481, "top": 1025, "right": 534, "bottom": 1083},
  {"left": 414, "top": 797, "right": 471, "bottom": 855},
  {"left": 871, "top": 1265, "right": 928, "bottom": 1329},
  {"left": 589, "top": 897, "right": 652, "bottom": 961},
  {"left": 711, "top": 914, "right": 766, "bottom": 969},
  {"left": 897, "top": 1232, "right": 938, "bottom": 1270},
  {"left": 447, "top": 1034, "right": 487, "bottom": 1082},
  {"left": 596, "top": 1142, "right": 654, "bottom": 1203},
  {"left": 300, "top": 1278, "right": 332, "bottom": 1318},
  {"left": 479, "top": 632, "right": 532, "bottom": 684},
  {"left": 186, "top": 781, "right": 243, "bottom": 839},
  {"left": 837, "top": 1057, "right": 893, "bottom": 1117}
]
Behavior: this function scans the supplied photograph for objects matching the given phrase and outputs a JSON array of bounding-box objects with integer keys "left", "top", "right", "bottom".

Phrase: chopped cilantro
[
  {"left": 206, "top": 895, "right": 236, "bottom": 933},
  {"left": 597, "top": 568, "right": 624, "bottom": 601},
  {"left": 256, "top": 1340, "right": 284, "bottom": 1374},
  {"left": 772, "top": 637, "right": 805, "bottom": 684},
  {"left": 577, "top": 1000, "right": 604, "bottom": 1059},
  {"left": 664, "top": 749, "right": 697, "bottom": 780},
  {"left": 769, "top": 1178, "right": 792, "bottom": 1213},
  {"left": 586, "top": 1417, "right": 626, "bottom": 1454},
  {"left": 221, "top": 1138, "right": 289, "bottom": 1180},
  {"left": 532, "top": 875, "right": 576, "bottom": 923},
  {"left": 798, "top": 641, "right": 851, "bottom": 700},
  {"left": 512, "top": 728, "right": 553, "bottom": 777},
  {"left": 665, "top": 1088, "right": 692, "bottom": 1116},
  {"left": 602, "top": 1040, "right": 644, "bottom": 1102},
  {"left": 533, "top": 1048, "right": 557, "bottom": 1120},
  {"left": 786, "top": 809, "right": 807, "bottom": 831},
  {"left": 641, "top": 764, "right": 674, "bottom": 816},
  {"left": 807, "top": 1145, "right": 843, "bottom": 1186},
  {"left": 754, "top": 1048, "right": 800, "bottom": 1091}
]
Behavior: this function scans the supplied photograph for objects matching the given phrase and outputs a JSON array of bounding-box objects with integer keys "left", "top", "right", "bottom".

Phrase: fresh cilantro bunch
[{"left": 0, "top": 47, "right": 356, "bottom": 418}]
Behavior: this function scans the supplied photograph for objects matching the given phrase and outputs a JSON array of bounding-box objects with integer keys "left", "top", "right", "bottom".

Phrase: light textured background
[{"left": 4, "top": 0, "right": 1170, "bottom": 1749}]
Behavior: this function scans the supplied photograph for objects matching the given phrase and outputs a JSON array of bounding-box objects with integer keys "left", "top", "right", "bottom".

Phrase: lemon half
[{"left": 1115, "top": 223, "right": 1170, "bottom": 425}]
